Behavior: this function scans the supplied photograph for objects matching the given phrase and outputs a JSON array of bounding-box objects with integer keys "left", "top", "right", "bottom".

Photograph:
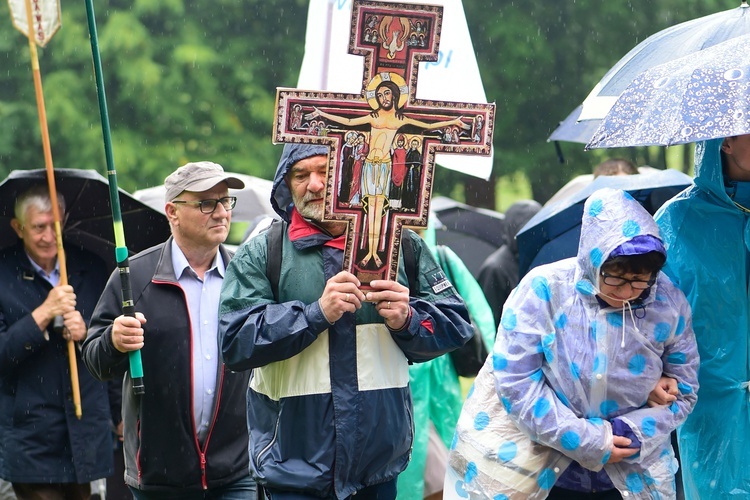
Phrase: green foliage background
[{"left": 0, "top": 0, "right": 732, "bottom": 208}]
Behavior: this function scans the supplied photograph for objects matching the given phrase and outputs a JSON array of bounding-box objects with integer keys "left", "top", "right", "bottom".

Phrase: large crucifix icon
[{"left": 273, "top": 0, "right": 495, "bottom": 288}]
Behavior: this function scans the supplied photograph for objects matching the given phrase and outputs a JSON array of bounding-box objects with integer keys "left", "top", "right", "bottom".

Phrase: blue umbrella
[
  {"left": 516, "top": 169, "right": 693, "bottom": 277},
  {"left": 587, "top": 34, "right": 750, "bottom": 148},
  {"left": 549, "top": 2, "right": 750, "bottom": 144}
]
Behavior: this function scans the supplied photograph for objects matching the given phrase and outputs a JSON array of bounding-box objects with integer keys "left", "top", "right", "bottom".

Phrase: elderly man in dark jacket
[
  {"left": 0, "top": 185, "right": 113, "bottom": 499},
  {"left": 219, "top": 144, "right": 473, "bottom": 499},
  {"left": 83, "top": 162, "right": 255, "bottom": 499}
]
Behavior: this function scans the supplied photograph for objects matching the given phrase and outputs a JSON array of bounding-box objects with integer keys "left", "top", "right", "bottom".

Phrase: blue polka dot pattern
[
  {"left": 501, "top": 309, "right": 517, "bottom": 331},
  {"left": 497, "top": 441, "right": 517, "bottom": 462},
  {"left": 601, "top": 450, "right": 612, "bottom": 464},
  {"left": 465, "top": 461, "right": 478, "bottom": 483},
  {"left": 678, "top": 382, "right": 693, "bottom": 394},
  {"left": 453, "top": 480, "right": 469, "bottom": 498},
  {"left": 530, "top": 369, "right": 544, "bottom": 382},
  {"left": 600, "top": 399, "right": 619, "bottom": 416},
  {"left": 451, "top": 433, "right": 458, "bottom": 450},
  {"left": 654, "top": 322, "right": 671, "bottom": 342},
  {"left": 493, "top": 352, "right": 508, "bottom": 371},
  {"left": 675, "top": 316, "right": 686, "bottom": 336},
  {"left": 642, "top": 417, "right": 657, "bottom": 437},
  {"left": 474, "top": 412, "right": 490, "bottom": 431},
  {"left": 626, "top": 473, "right": 645, "bottom": 493},
  {"left": 624, "top": 192, "right": 635, "bottom": 202},
  {"left": 628, "top": 354, "right": 646, "bottom": 375},
  {"left": 533, "top": 398, "right": 551, "bottom": 418},
  {"left": 593, "top": 353, "right": 608, "bottom": 374},
  {"left": 555, "top": 390, "right": 571, "bottom": 407},
  {"left": 607, "top": 312, "right": 623, "bottom": 327},
  {"left": 561, "top": 431, "right": 581, "bottom": 450},
  {"left": 622, "top": 219, "right": 641, "bottom": 238},
  {"left": 589, "top": 418, "right": 604, "bottom": 426},
  {"left": 588, "top": 198, "right": 604, "bottom": 217},
  {"left": 537, "top": 468, "right": 557, "bottom": 490},
  {"left": 532, "top": 276, "right": 551, "bottom": 301},
  {"left": 668, "top": 352, "right": 686, "bottom": 364},
  {"left": 554, "top": 313, "right": 568, "bottom": 329},
  {"left": 576, "top": 279, "right": 596, "bottom": 295},
  {"left": 570, "top": 362, "right": 581, "bottom": 380},
  {"left": 590, "top": 247, "right": 604, "bottom": 268},
  {"left": 493, "top": 495, "right": 509, "bottom": 500},
  {"left": 542, "top": 334, "right": 555, "bottom": 363},
  {"left": 467, "top": 384, "right": 475, "bottom": 399},
  {"left": 501, "top": 397, "right": 512, "bottom": 414},
  {"left": 669, "top": 402, "right": 679, "bottom": 414}
]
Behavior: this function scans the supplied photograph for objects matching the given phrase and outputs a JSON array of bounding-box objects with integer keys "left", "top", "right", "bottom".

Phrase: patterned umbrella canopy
[{"left": 586, "top": 34, "right": 750, "bottom": 149}]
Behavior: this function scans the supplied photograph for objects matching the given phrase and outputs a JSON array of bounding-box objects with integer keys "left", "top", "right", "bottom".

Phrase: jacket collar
[{"left": 152, "top": 236, "right": 233, "bottom": 283}]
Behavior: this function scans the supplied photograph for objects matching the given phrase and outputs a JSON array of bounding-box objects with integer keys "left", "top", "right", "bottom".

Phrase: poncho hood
[
  {"left": 271, "top": 143, "right": 330, "bottom": 222},
  {"left": 575, "top": 188, "right": 665, "bottom": 294}
]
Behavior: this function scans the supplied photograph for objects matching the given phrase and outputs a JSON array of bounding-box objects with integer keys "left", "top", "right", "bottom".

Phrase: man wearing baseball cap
[{"left": 83, "top": 162, "right": 256, "bottom": 498}]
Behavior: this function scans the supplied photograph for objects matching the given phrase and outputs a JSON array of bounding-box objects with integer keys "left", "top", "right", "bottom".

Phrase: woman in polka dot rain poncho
[{"left": 444, "top": 188, "right": 699, "bottom": 500}]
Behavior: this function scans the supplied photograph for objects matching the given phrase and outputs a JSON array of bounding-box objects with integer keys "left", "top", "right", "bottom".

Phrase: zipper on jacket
[
  {"left": 256, "top": 410, "right": 282, "bottom": 465},
  {"left": 200, "top": 452, "right": 208, "bottom": 489}
]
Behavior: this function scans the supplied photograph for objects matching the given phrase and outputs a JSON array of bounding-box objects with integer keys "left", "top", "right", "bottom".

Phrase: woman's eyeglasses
[{"left": 600, "top": 272, "right": 656, "bottom": 290}]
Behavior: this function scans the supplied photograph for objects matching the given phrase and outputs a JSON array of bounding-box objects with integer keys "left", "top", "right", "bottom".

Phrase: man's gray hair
[{"left": 14, "top": 185, "right": 65, "bottom": 224}]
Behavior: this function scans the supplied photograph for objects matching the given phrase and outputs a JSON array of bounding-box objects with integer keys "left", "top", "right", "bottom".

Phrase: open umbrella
[
  {"left": 587, "top": 34, "right": 750, "bottom": 149},
  {"left": 516, "top": 169, "right": 692, "bottom": 277},
  {"left": 0, "top": 168, "right": 170, "bottom": 271},
  {"left": 550, "top": 1, "right": 750, "bottom": 144},
  {"left": 133, "top": 172, "right": 275, "bottom": 223},
  {"left": 430, "top": 196, "right": 505, "bottom": 278}
]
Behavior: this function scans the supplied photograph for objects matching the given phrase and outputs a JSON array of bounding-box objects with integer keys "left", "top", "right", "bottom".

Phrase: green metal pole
[{"left": 83, "top": 0, "right": 144, "bottom": 395}]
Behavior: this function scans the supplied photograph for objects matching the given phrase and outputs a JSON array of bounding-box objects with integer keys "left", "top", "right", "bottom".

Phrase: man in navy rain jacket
[{"left": 219, "top": 143, "right": 473, "bottom": 499}]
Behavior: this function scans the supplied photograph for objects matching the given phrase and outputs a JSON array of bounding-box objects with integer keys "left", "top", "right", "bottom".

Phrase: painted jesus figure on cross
[
  {"left": 273, "top": 0, "right": 494, "bottom": 288},
  {"left": 305, "top": 76, "right": 468, "bottom": 268}
]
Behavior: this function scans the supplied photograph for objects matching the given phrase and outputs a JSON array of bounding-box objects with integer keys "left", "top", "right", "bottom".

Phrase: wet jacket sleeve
[
  {"left": 614, "top": 293, "right": 699, "bottom": 464},
  {"left": 493, "top": 282, "right": 614, "bottom": 471},
  {"left": 219, "top": 236, "right": 332, "bottom": 371},
  {"left": 388, "top": 235, "right": 473, "bottom": 363},
  {"left": 82, "top": 269, "right": 130, "bottom": 381}
]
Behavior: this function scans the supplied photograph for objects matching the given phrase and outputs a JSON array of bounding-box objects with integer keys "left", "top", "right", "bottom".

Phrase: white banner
[
  {"left": 297, "top": 0, "right": 494, "bottom": 179},
  {"left": 8, "top": 0, "right": 61, "bottom": 47}
]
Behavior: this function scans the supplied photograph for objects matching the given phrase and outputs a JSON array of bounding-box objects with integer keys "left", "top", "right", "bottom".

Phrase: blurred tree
[{"left": 0, "top": 0, "right": 731, "bottom": 200}]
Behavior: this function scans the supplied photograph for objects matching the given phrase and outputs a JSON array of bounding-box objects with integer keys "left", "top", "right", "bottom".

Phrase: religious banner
[
  {"left": 273, "top": 0, "right": 495, "bottom": 288},
  {"left": 8, "top": 0, "right": 61, "bottom": 47}
]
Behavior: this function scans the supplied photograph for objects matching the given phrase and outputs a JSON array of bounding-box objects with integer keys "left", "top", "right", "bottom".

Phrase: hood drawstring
[{"left": 596, "top": 288, "right": 641, "bottom": 348}]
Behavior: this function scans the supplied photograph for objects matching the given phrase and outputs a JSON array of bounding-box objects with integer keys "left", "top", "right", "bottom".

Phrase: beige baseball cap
[{"left": 164, "top": 161, "right": 245, "bottom": 203}]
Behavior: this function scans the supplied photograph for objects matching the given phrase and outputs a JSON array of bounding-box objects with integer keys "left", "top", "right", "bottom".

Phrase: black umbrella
[
  {"left": 431, "top": 196, "right": 505, "bottom": 278},
  {"left": 516, "top": 169, "right": 693, "bottom": 277},
  {"left": 0, "top": 168, "right": 170, "bottom": 271}
]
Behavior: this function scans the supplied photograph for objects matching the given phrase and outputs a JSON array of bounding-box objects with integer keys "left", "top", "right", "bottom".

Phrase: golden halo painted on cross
[{"left": 365, "top": 72, "right": 409, "bottom": 110}]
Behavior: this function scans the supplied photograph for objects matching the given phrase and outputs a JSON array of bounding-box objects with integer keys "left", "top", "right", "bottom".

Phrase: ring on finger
[
  {"left": 387, "top": 301, "right": 391, "bottom": 309},
  {"left": 345, "top": 293, "right": 351, "bottom": 303}
]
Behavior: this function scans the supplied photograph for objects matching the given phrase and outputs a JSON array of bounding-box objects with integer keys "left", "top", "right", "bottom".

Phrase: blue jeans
[
  {"left": 129, "top": 475, "right": 257, "bottom": 500},
  {"left": 264, "top": 478, "right": 397, "bottom": 500}
]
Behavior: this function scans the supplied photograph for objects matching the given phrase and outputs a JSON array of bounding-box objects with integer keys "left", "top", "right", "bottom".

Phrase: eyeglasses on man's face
[
  {"left": 171, "top": 196, "right": 237, "bottom": 214},
  {"left": 600, "top": 271, "right": 656, "bottom": 290}
]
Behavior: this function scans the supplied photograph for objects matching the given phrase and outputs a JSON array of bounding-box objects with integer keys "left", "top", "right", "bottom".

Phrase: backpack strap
[
  {"left": 265, "top": 219, "right": 287, "bottom": 302},
  {"left": 400, "top": 229, "right": 418, "bottom": 296}
]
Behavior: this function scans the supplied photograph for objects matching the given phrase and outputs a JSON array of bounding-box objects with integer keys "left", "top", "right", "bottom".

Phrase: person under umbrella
[
  {"left": 477, "top": 199, "right": 542, "bottom": 330},
  {"left": 654, "top": 134, "right": 750, "bottom": 498},
  {"left": 0, "top": 185, "right": 113, "bottom": 500},
  {"left": 446, "top": 188, "right": 698, "bottom": 500}
]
